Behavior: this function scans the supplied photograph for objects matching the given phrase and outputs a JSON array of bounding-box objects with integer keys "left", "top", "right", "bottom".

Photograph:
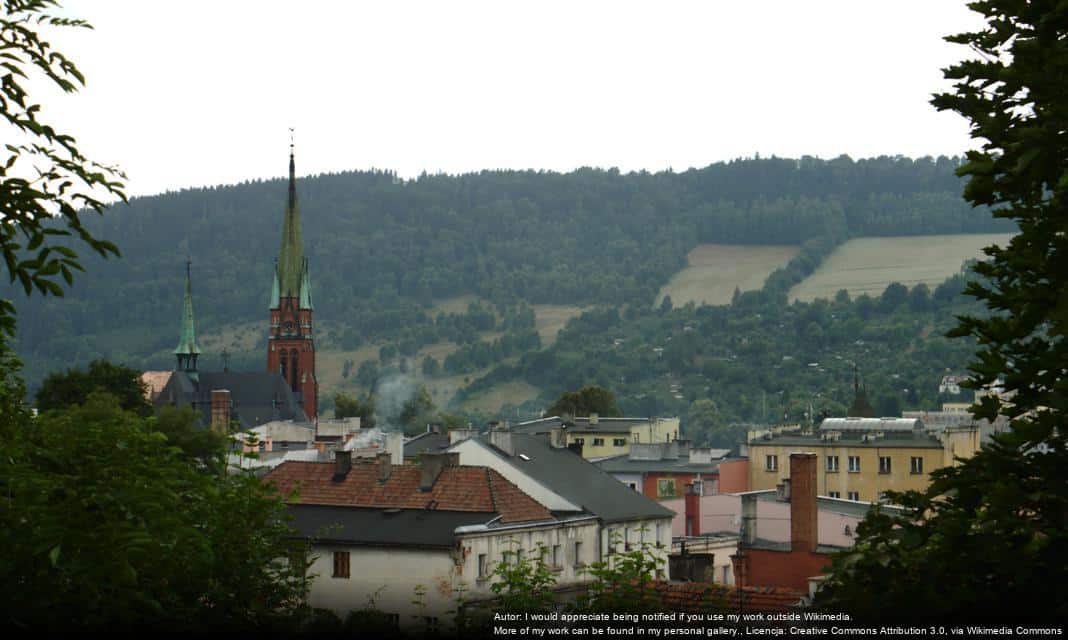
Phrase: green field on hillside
[
  {"left": 656, "top": 244, "right": 799, "bottom": 307},
  {"left": 788, "top": 233, "right": 1014, "bottom": 302}
]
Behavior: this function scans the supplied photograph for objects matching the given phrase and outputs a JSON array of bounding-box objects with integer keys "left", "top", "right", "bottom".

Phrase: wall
[
  {"left": 642, "top": 472, "right": 699, "bottom": 500},
  {"left": 601, "top": 517, "right": 674, "bottom": 579},
  {"left": 664, "top": 495, "right": 864, "bottom": 548},
  {"left": 457, "top": 519, "right": 600, "bottom": 598},
  {"left": 746, "top": 441, "right": 943, "bottom": 502},
  {"left": 717, "top": 459, "right": 749, "bottom": 493},
  {"left": 738, "top": 548, "right": 833, "bottom": 591},
  {"left": 307, "top": 545, "right": 456, "bottom": 624},
  {"left": 610, "top": 472, "right": 643, "bottom": 492}
]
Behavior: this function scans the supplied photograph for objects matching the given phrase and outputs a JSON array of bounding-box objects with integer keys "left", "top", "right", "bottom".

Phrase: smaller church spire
[{"left": 175, "top": 259, "right": 200, "bottom": 375}]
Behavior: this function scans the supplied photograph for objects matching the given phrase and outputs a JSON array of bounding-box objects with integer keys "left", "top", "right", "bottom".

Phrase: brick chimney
[
  {"left": 377, "top": 451, "right": 392, "bottom": 483},
  {"left": 333, "top": 450, "right": 352, "bottom": 482},
  {"left": 419, "top": 452, "right": 459, "bottom": 491},
  {"left": 684, "top": 483, "right": 701, "bottom": 536},
  {"left": 789, "top": 452, "right": 818, "bottom": 553},
  {"left": 210, "top": 389, "right": 231, "bottom": 433}
]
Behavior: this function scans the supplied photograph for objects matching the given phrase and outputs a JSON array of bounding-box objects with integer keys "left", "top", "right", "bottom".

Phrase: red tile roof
[
  {"left": 264, "top": 460, "right": 552, "bottom": 524},
  {"left": 655, "top": 582, "right": 805, "bottom": 613}
]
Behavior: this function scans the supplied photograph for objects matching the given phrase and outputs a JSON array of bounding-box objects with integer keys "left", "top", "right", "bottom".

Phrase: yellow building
[
  {"left": 745, "top": 418, "right": 946, "bottom": 503},
  {"left": 508, "top": 414, "right": 680, "bottom": 460}
]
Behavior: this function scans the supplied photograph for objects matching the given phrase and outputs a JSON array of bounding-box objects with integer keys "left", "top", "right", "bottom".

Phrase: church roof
[
  {"left": 276, "top": 149, "right": 306, "bottom": 302},
  {"left": 174, "top": 262, "right": 200, "bottom": 356},
  {"left": 154, "top": 370, "right": 309, "bottom": 428}
]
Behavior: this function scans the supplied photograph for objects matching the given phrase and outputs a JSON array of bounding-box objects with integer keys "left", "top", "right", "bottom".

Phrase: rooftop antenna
[{"left": 221, "top": 348, "right": 230, "bottom": 373}]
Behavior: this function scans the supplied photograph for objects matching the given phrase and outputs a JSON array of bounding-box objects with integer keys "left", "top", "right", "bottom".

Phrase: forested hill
[{"left": 10, "top": 155, "right": 1011, "bottom": 387}]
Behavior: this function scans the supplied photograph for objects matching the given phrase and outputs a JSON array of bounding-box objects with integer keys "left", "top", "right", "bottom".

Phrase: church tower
[
  {"left": 267, "top": 142, "right": 317, "bottom": 419},
  {"left": 174, "top": 259, "right": 200, "bottom": 380}
]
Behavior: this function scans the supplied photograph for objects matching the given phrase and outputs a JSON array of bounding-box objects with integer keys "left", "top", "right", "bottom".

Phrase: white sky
[{"left": 34, "top": 1, "right": 983, "bottom": 198}]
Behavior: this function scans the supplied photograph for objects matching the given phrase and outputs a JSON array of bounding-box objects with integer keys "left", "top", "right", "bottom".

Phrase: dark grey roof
[
  {"left": 747, "top": 538, "right": 845, "bottom": 554},
  {"left": 511, "top": 416, "right": 660, "bottom": 435},
  {"left": 154, "top": 370, "right": 308, "bottom": 428},
  {"left": 595, "top": 454, "right": 723, "bottom": 475},
  {"left": 470, "top": 433, "right": 675, "bottom": 524},
  {"left": 286, "top": 504, "right": 493, "bottom": 548},
  {"left": 404, "top": 431, "right": 450, "bottom": 458}
]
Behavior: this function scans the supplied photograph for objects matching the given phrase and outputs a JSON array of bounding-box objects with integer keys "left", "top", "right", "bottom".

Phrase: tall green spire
[
  {"left": 175, "top": 259, "right": 200, "bottom": 373},
  {"left": 276, "top": 145, "right": 305, "bottom": 300}
]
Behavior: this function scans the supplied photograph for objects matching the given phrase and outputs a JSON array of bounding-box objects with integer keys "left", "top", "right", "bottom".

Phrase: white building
[
  {"left": 264, "top": 451, "right": 598, "bottom": 628},
  {"left": 446, "top": 429, "right": 676, "bottom": 576}
]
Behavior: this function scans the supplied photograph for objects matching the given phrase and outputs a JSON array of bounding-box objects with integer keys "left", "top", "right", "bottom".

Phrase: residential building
[
  {"left": 403, "top": 424, "right": 451, "bottom": 462},
  {"left": 939, "top": 373, "right": 967, "bottom": 395},
  {"left": 264, "top": 451, "right": 599, "bottom": 626},
  {"left": 508, "top": 414, "right": 680, "bottom": 460},
  {"left": 592, "top": 441, "right": 732, "bottom": 499},
  {"left": 446, "top": 429, "right": 675, "bottom": 574},
  {"left": 745, "top": 418, "right": 944, "bottom": 503}
]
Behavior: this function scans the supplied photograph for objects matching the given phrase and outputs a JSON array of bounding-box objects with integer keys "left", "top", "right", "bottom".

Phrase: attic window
[{"left": 518, "top": 454, "right": 531, "bottom": 461}]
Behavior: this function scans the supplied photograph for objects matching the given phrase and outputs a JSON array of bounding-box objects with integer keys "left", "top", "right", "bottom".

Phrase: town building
[
  {"left": 264, "top": 451, "right": 599, "bottom": 626},
  {"left": 744, "top": 418, "right": 944, "bottom": 503},
  {"left": 446, "top": 429, "right": 676, "bottom": 574},
  {"left": 592, "top": 440, "right": 735, "bottom": 499},
  {"left": 507, "top": 414, "right": 680, "bottom": 460}
]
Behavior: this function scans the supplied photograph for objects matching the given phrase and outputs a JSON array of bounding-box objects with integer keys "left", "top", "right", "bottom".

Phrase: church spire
[
  {"left": 276, "top": 133, "right": 305, "bottom": 300},
  {"left": 175, "top": 259, "right": 200, "bottom": 375}
]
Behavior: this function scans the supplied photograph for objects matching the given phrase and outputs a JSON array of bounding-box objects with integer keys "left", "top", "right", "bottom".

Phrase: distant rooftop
[{"left": 510, "top": 415, "right": 679, "bottom": 435}]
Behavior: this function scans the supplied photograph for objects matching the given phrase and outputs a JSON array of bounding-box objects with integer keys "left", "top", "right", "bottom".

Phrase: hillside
[
  {"left": 6, "top": 155, "right": 1014, "bottom": 392},
  {"left": 788, "top": 233, "right": 1015, "bottom": 302}
]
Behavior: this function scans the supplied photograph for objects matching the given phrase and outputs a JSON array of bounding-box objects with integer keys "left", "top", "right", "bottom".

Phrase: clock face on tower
[{"left": 283, "top": 320, "right": 295, "bottom": 334}]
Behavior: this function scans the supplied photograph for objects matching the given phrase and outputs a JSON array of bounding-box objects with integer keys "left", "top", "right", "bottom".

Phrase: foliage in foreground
[
  {"left": 0, "top": 391, "right": 311, "bottom": 630},
  {"left": 816, "top": 0, "right": 1068, "bottom": 622}
]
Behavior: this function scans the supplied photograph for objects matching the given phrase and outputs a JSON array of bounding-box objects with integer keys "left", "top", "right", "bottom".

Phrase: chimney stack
[
  {"left": 449, "top": 428, "right": 478, "bottom": 445},
  {"left": 210, "top": 389, "right": 231, "bottom": 433},
  {"left": 419, "top": 452, "right": 459, "bottom": 491},
  {"left": 549, "top": 426, "right": 567, "bottom": 448},
  {"left": 488, "top": 429, "right": 514, "bottom": 457},
  {"left": 789, "top": 452, "right": 818, "bottom": 553},
  {"left": 333, "top": 450, "right": 352, "bottom": 482},
  {"left": 684, "top": 483, "right": 701, "bottom": 536},
  {"left": 740, "top": 492, "right": 758, "bottom": 546},
  {"left": 377, "top": 452, "right": 392, "bottom": 483}
]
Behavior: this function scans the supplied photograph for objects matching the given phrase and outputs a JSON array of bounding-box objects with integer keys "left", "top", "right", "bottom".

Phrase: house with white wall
[
  {"left": 446, "top": 429, "right": 676, "bottom": 577},
  {"left": 264, "top": 451, "right": 598, "bottom": 628}
]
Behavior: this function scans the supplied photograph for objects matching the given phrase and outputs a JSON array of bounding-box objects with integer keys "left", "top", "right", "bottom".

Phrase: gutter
[{"left": 454, "top": 513, "right": 598, "bottom": 535}]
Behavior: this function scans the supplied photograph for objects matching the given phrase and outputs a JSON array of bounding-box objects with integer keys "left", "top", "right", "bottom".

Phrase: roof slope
[
  {"left": 286, "top": 504, "right": 492, "bottom": 548},
  {"left": 469, "top": 433, "right": 675, "bottom": 524},
  {"left": 265, "top": 460, "right": 551, "bottom": 524},
  {"left": 154, "top": 370, "right": 308, "bottom": 428}
]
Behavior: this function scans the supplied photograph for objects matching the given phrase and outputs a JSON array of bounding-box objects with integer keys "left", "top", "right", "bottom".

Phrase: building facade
[{"left": 508, "top": 415, "right": 680, "bottom": 460}]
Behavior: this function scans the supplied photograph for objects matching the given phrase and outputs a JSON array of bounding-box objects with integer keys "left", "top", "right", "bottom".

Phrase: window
[
  {"left": 847, "top": 491, "right": 859, "bottom": 501},
  {"left": 613, "top": 438, "right": 626, "bottom": 446},
  {"left": 575, "top": 438, "right": 585, "bottom": 445},
  {"left": 624, "top": 527, "right": 631, "bottom": 551},
  {"left": 477, "top": 553, "right": 488, "bottom": 578},
  {"left": 848, "top": 456, "right": 861, "bottom": 473},
  {"left": 552, "top": 544, "right": 561, "bottom": 568},
  {"left": 826, "top": 455, "right": 839, "bottom": 472},
  {"left": 765, "top": 454, "right": 778, "bottom": 471},
  {"left": 910, "top": 457, "right": 924, "bottom": 474},
  {"left": 332, "top": 551, "right": 350, "bottom": 579},
  {"left": 423, "top": 617, "right": 439, "bottom": 631},
  {"left": 879, "top": 456, "right": 892, "bottom": 474},
  {"left": 657, "top": 478, "right": 677, "bottom": 497},
  {"left": 516, "top": 548, "right": 525, "bottom": 564},
  {"left": 573, "top": 541, "right": 583, "bottom": 568},
  {"left": 385, "top": 613, "right": 400, "bottom": 629},
  {"left": 593, "top": 438, "right": 605, "bottom": 446},
  {"left": 828, "top": 491, "right": 841, "bottom": 499},
  {"left": 627, "top": 482, "right": 637, "bottom": 491}
]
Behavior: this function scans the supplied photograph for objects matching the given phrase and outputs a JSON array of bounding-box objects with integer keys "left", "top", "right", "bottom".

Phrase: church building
[{"left": 154, "top": 146, "right": 317, "bottom": 428}]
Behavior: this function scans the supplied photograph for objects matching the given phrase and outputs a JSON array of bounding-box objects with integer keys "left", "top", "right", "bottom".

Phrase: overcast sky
[{"left": 37, "top": 1, "right": 983, "bottom": 197}]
